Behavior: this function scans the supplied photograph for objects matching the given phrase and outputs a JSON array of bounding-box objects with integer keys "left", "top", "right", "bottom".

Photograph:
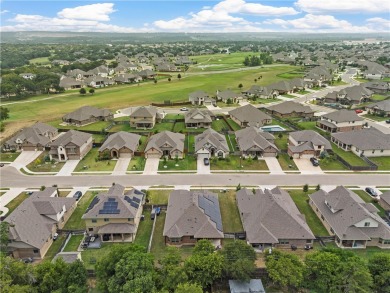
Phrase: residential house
[
  {"left": 331, "top": 128, "right": 390, "bottom": 157},
  {"left": 66, "top": 69, "right": 87, "bottom": 80},
  {"left": 229, "top": 104, "right": 272, "bottom": 128},
  {"left": 3, "top": 122, "right": 58, "bottom": 152},
  {"left": 138, "top": 69, "right": 156, "bottom": 79},
  {"left": 195, "top": 129, "right": 229, "bottom": 158},
  {"left": 144, "top": 131, "right": 185, "bottom": 159},
  {"left": 84, "top": 76, "right": 113, "bottom": 88},
  {"left": 163, "top": 190, "right": 224, "bottom": 246},
  {"left": 216, "top": 90, "right": 245, "bottom": 104},
  {"left": 362, "top": 81, "right": 390, "bottom": 94},
  {"left": 324, "top": 85, "right": 373, "bottom": 105},
  {"left": 288, "top": 130, "right": 332, "bottom": 158},
  {"left": 378, "top": 191, "right": 390, "bottom": 211},
  {"left": 237, "top": 187, "right": 315, "bottom": 249},
  {"left": 49, "top": 130, "right": 92, "bottom": 161},
  {"left": 366, "top": 100, "right": 390, "bottom": 117},
  {"left": 243, "top": 85, "right": 278, "bottom": 99},
  {"left": 129, "top": 106, "right": 163, "bottom": 129},
  {"left": 317, "top": 110, "right": 364, "bottom": 133},
  {"left": 59, "top": 76, "right": 84, "bottom": 90},
  {"left": 99, "top": 132, "right": 141, "bottom": 159},
  {"left": 62, "top": 106, "right": 113, "bottom": 126},
  {"left": 235, "top": 127, "right": 279, "bottom": 158},
  {"left": 229, "top": 279, "right": 266, "bottom": 293},
  {"left": 5, "top": 188, "right": 76, "bottom": 259},
  {"left": 265, "top": 101, "right": 314, "bottom": 118},
  {"left": 189, "top": 90, "right": 216, "bottom": 106},
  {"left": 114, "top": 73, "right": 142, "bottom": 84},
  {"left": 82, "top": 184, "right": 145, "bottom": 242},
  {"left": 89, "top": 65, "right": 114, "bottom": 77},
  {"left": 185, "top": 108, "right": 215, "bottom": 129},
  {"left": 270, "top": 80, "right": 295, "bottom": 95},
  {"left": 309, "top": 186, "right": 390, "bottom": 248},
  {"left": 304, "top": 65, "right": 332, "bottom": 86}
]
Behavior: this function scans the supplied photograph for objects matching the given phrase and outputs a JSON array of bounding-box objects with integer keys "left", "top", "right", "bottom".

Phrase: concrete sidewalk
[
  {"left": 0, "top": 188, "right": 26, "bottom": 216},
  {"left": 112, "top": 158, "right": 131, "bottom": 175},
  {"left": 56, "top": 160, "right": 80, "bottom": 176}
]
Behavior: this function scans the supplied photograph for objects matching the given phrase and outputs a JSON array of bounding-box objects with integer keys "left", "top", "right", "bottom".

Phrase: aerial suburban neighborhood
[{"left": 0, "top": 1, "right": 390, "bottom": 292}]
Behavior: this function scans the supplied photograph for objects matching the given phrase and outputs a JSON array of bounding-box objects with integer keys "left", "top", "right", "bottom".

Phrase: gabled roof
[
  {"left": 82, "top": 184, "right": 144, "bottom": 219},
  {"left": 163, "top": 190, "right": 224, "bottom": 239},
  {"left": 267, "top": 101, "right": 314, "bottom": 115},
  {"left": 229, "top": 104, "right": 271, "bottom": 127},
  {"left": 130, "top": 106, "right": 158, "bottom": 118},
  {"left": 145, "top": 131, "right": 185, "bottom": 154},
  {"left": 184, "top": 108, "right": 214, "bottom": 124},
  {"left": 237, "top": 188, "right": 315, "bottom": 244},
  {"left": 50, "top": 130, "right": 92, "bottom": 147},
  {"left": 63, "top": 106, "right": 112, "bottom": 122},
  {"left": 217, "top": 90, "right": 241, "bottom": 100},
  {"left": 366, "top": 100, "right": 390, "bottom": 112},
  {"left": 189, "top": 90, "right": 209, "bottom": 100},
  {"left": 289, "top": 130, "right": 331, "bottom": 153},
  {"left": 338, "top": 85, "right": 373, "bottom": 102},
  {"left": 321, "top": 109, "right": 364, "bottom": 123},
  {"left": 235, "top": 127, "right": 278, "bottom": 152},
  {"left": 99, "top": 131, "right": 141, "bottom": 153},
  {"left": 331, "top": 128, "right": 390, "bottom": 151},
  {"left": 5, "top": 123, "right": 57, "bottom": 147},
  {"left": 195, "top": 129, "right": 229, "bottom": 153}
]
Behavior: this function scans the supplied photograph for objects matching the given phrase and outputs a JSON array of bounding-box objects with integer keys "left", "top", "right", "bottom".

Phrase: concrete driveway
[
  {"left": 143, "top": 158, "right": 160, "bottom": 175},
  {"left": 263, "top": 157, "right": 284, "bottom": 174},
  {"left": 112, "top": 158, "right": 131, "bottom": 175},
  {"left": 197, "top": 154, "right": 210, "bottom": 174},
  {"left": 206, "top": 104, "right": 221, "bottom": 111},
  {"left": 0, "top": 188, "right": 26, "bottom": 216},
  {"left": 10, "top": 151, "right": 42, "bottom": 169},
  {"left": 293, "top": 158, "right": 324, "bottom": 174},
  {"left": 56, "top": 160, "right": 80, "bottom": 176}
]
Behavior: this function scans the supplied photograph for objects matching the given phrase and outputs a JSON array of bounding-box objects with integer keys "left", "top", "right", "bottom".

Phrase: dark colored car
[
  {"left": 365, "top": 187, "right": 378, "bottom": 197},
  {"left": 73, "top": 191, "right": 82, "bottom": 201},
  {"left": 0, "top": 163, "right": 4, "bottom": 167},
  {"left": 310, "top": 157, "right": 319, "bottom": 166},
  {"left": 204, "top": 158, "right": 210, "bottom": 166},
  {"left": 385, "top": 119, "right": 390, "bottom": 124}
]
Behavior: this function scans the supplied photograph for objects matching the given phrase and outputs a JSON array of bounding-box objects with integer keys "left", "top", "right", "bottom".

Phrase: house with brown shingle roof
[
  {"left": 317, "top": 110, "right": 364, "bottom": 133},
  {"left": 235, "top": 127, "right": 279, "bottom": 158},
  {"left": 229, "top": 104, "right": 272, "bottom": 128},
  {"left": 62, "top": 106, "right": 113, "bottom": 126},
  {"left": 82, "top": 184, "right": 145, "bottom": 242},
  {"left": 49, "top": 130, "right": 92, "bottom": 161},
  {"left": 129, "top": 106, "right": 163, "bottom": 129},
  {"left": 5, "top": 187, "right": 76, "bottom": 259},
  {"left": 99, "top": 131, "right": 141, "bottom": 159},
  {"left": 288, "top": 130, "right": 331, "bottom": 158},
  {"left": 237, "top": 187, "right": 315, "bottom": 249},
  {"left": 309, "top": 186, "right": 390, "bottom": 249},
  {"left": 265, "top": 101, "right": 314, "bottom": 118},
  {"left": 163, "top": 190, "right": 224, "bottom": 246},
  {"left": 144, "top": 131, "right": 185, "bottom": 159}
]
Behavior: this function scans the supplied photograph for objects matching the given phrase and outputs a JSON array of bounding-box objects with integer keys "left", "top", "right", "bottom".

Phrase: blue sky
[{"left": 1, "top": 0, "right": 389, "bottom": 33}]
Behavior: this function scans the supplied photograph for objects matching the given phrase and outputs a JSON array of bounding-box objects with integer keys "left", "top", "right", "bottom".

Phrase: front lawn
[
  {"left": 211, "top": 119, "right": 230, "bottom": 132},
  {"left": 0, "top": 152, "right": 20, "bottom": 162},
  {"left": 331, "top": 143, "right": 370, "bottom": 167},
  {"left": 148, "top": 190, "right": 171, "bottom": 205},
  {"left": 282, "top": 94, "right": 297, "bottom": 99},
  {"left": 319, "top": 156, "right": 348, "bottom": 171},
  {"left": 74, "top": 148, "right": 117, "bottom": 172},
  {"left": 287, "top": 190, "right": 330, "bottom": 236},
  {"left": 218, "top": 190, "right": 244, "bottom": 232},
  {"left": 5, "top": 192, "right": 29, "bottom": 214},
  {"left": 277, "top": 153, "right": 298, "bottom": 170},
  {"left": 297, "top": 90, "right": 310, "bottom": 95},
  {"left": 158, "top": 156, "right": 197, "bottom": 171},
  {"left": 134, "top": 210, "right": 153, "bottom": 250},
  {"left": 226, "top": 118, "right": 241, "bottom": 131},
  {"left": 127, "top": 156, "right": 146, "bottom": 171},
  {"left": 211, "top": 156, "right": 269, "bottom": 171},
  {"left": 353, "top": 190, "right": 386, "bottom": 218},
  {"left": 26, "top": 152, "right": 65, "bottom": 172},
  {"left": 362, "top": 113, "right": 389, "bottom": 122},
  {"left": 63, "top": 191, "right": 97, "bottom": 230},
  {"left": 63, "top": 234, "right": 84, "bottom": 252},
  {"left": 367, "top": 156, "right": 390, "bottom": 170}
]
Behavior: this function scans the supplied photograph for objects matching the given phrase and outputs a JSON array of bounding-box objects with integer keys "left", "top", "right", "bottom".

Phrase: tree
[
  {"left": 238, "top": 83, "right": 243, "bottom": 89},
  {"left": 154, "top": 79, "right": 158, "bottom": 84},
  {"left": 79, "top": 88, "right": 86, "bottom": 95},
  {"left": 0, "top": 254, "right": 35, "bottom": 292},
  {"left": 168, "top": 77, "right": 171, "bottom": 82},
  {"left": 0, "top": 222, "right": 10, "bottom": 254},
  {"left": 315, "top": 184, "right": 321, "bottom": 191},
  {"left": 368, "top": 253, "right": 390, "bottom": 293},
  {"left": 177, "top": 74, "right": 182, "bottom": 80},
  {"left": 175, "top": 283, "right": 203, "bottom": 293},
  {"left": 89, "top": 88, "right": 95, "bottom": 95},
  {"left": 0, "top": 107, "right": 10, "bottom": 121},
  {"left": 266, "top": 250, "right": 305, "bottom": 290},
  {"left": 303, "top": 184, "right": 309, "bottom": 192},
  {"left": 193, "top": 239, "right": 215, "bottom": 256},
  {"left": 159, "top": 247, "right": 187, "bottom": 292},
  {"left": 221, "top": 240, "right": 256, "bottom": 281}
]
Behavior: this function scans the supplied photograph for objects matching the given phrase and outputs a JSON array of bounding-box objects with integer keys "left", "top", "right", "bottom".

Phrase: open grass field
[
  {"left": 134, "top": 210, "right": 153, "bottom": 250},
  {"left": 74, "top": 148, "right": 117, "bottom": 172},
  {"left": 188, "top": 53, "right": 253, "bottom": 72},
  {"left": 63, "top": 234, "right": 84, "bottom": 252},
  {"left": 5, "top": 192, "right": 29, "bottom": 215},
  {"left": 0, "top": 152, "right": 20, "bottom": 162},
  {"left": 26, "top": 151, "right": 65, "bottom": 172},
  {"left": 353, "top": 190, "right": 386, "bottom": 218},
  {"left": 211, "top": 156, "right": 269, "bottom": 171},
  {"left": 63, "top": 191, "right": 97, "bottom": 230},
  {"left": 367, "top": 156, "right": 390, "bottom": 170},
  {"left": 218, "top": 190, "right": 244, "bottom": 233},
  {"left": 287, "top": 190, "right": 330, "bottom": 236},
  {"left": 158, "top": 156, "right": 197, "bottom": 171},
  {"left": 29, "top": 56, "right": 51, "bottom": 65}
]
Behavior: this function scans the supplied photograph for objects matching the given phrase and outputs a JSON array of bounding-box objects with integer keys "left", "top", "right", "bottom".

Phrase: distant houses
[{"left": 62, "top": 106, "right": 113, "bottom": 126}]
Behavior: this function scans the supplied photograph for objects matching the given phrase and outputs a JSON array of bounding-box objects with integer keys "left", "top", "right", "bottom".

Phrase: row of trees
[{"left": 243, "top": 53, "right": 273, "bottom": 67}]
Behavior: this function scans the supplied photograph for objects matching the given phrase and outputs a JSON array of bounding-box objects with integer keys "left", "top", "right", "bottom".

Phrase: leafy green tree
[
  {"left": 0, "top": 222, "right": 10, "bottom": 254},
  {"left": 159, "top": 247, "right": 187, "bottom": 292},
  {"left": 34, "top": 258, "right": 67, "bottom": 293},
  {"left": 192, "top": 239, "right": 215, "bottom": 256},
  {"left": 221, "top": 240, "right": 256, "bottom": 281},
  {"left": 303, "top": 184, "right": 309, "bottom": 192},
  {"left": 266, "top": 250, "right": 305, "bottom": 290},
  {"left": 177, "top": 74, "right": 181, "bottom": 80},
  {"left": 79, "top": 88, "right": 86, "bottom": 95},
  {"left": 89, "top": 88, "right": 95, "bottom": 95},
  {"left": 0, "top": 107, "right": 10, "bottom": 121},
  {"left": 368, "top": 253, "right": 390, "bottom": 293},
  {"left": 238, "top": 83, "right": 243, "bottom": 89},
  {"left": 0, "top": 254, "right": 36, "bottom": 292},
  {"left": 175, "top": 283, "right": 203, "bottom": 293}
]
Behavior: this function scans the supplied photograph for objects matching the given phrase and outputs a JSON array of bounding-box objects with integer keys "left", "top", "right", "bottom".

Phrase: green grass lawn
[
  {"left": 270, "top": 119, "right": 292, "bottom": 130},
  {"left": 137, "top": 136, "right": 148, "bottom": 152},
  {"left": 164, "top": 113, "right": 184, "bottom": 120},
  {"left": 185, "top": 134, "right": 195, "bottom": 153},
  {"left": 226, "top": 118, "right": 241, "bottom": 131},
  {"left": 5, "top": 192, "right": 29, "bottom": 214},
  {"left": 353, "top": 190, "right": 386, "bottom": 218},
  {"left": 92, "top": 134, "right": 107, "bottom": 144},
  {"left": 158, "top": 156, "right": 197, "bottom": 171},
  {"left": 172, "top": 122, "right": 186, "bottom": 132},
  {"left": 211, "top": 156, "right": 269, "bottom": 171},
  {"left": 154, "top": 122, "right": 175, "bottom": 132},
  {"left": 26, "top": 151, "right": 65, "bottom": 172},
  {"left": 349, "top": 247, "right": 390, "bottom": 260},
  {"left": 0, "top": 152, "right": 20, "bottom": 162},
  {"left": 319, "top": 157, "right": 348, "bottom": 171},
  {"left": 282, "top": 94, "right": 297, "bottom": 99},
  {"left": 331, "top": 143, "right": 370, "bottom": 167},
  {"left": 211, "top": 119, "right": 230, "bottom": 132},
  {"left": 133, "top": 210, "right": 153, "bottom": 250},
  {"left": 127, "top": 156, "right": 146, "bottom": 171},
  {"left": 218, "top": 190, "right": 244, "bottom": 232},
  {"left": 287, "top": 190, "right": 330, "bottom": 236},
  {"left": 63, "top": 234, "right": 84, "bottom": 252},
  {"left": 63, "top": 191, "right": 97, "bottom": 230},
  {"left": 29, "top": 56, "right": 50, "bottom": 65},
  {"left": 150, "top": 211, "right": 167, "bottom": 261},
  {"left": 44, "top": 235, "right": 67, "bottom": 261},
  {"left": 148, "top": 190, "right": 171, "bottom": 205},
  {"left": 59, "top": 190, "right": 70, "bottom": 197},
  {"left": 372, "top": 94, "right": 388, "bottom": 101},
  {"left": 331, "top": 80, "right": 347, "bottom": 86},
  {"left": 226, "top": 134, "right": 237, "bottom": 152},
  {"left": 297, "top": 90, "right": 310, "bottom": 94},
  {"left": 277, "top": 71, "right": 305, "bottom": 79},
  {"left": 362, "top": 113, "right": 389, "bottom": 122},
  {"left": 274, "top": 133, "right": 289, "bottom": 151},
  {"left": 277, "top": 153, "right": 298, "bottom": 170},
  {"left": 74, "top": 148, "right": 117, "bottom": 172},
  {"left": 367, "top": 156, "right": 390, "bottom": 170}
]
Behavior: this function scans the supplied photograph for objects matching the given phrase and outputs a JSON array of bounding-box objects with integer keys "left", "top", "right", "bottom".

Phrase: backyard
[
  {"left": 47, "top": 119, "right": 112, "bottom": 132},
  {"left": 63, "top": 234, "right": 84, "bottom": 252},
  {"left": 218, "top": 190, "right": 244, "bottom": 233},
  {"left": 211, "top": 119, "right": 230, "bottom": 132},
  {"left": 63, "top": 191, "right": 98, "bottom": 230},
  {"left": 148, "top": 190, "right": 171, "bottom": 205},
  {"left": 74, "top": 148, "right": 117, "bottom": 172},
  {"left": 211, "top": 156, "right": 269, "bottom": 171},
  {"left": 225, "top": 118, "right": 241, "bottom": 131},
  {"left": 26, "top": 152, "right": 65, "bottom": 172},
  {"left": 44, "top": 235, "right": 67, "bottom": 261},
  {"left": 367, "top": 156, "right": 390, "bottom": 171},
  {"left": 158, "top": 156, "right": 197, "bottom": 171},
  {"left": 226, "top": 134, "right": 237, "bottom": 152},
  {"left": 133, "top": 210, "right": 153, "bottom": 250},
  {"left": 185, "top": 134, "right": 195, "bottom": 153}
]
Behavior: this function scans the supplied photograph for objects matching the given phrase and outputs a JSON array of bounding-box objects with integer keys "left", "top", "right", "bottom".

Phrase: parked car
[
  {"left": 53, "top": 233, "right": 59, "bottom": 241},
  {"left": 180, "top": 107, "right": 189, "bottom": 111},
  {"left": 355, "top": 109, "right": 363, "bottom": 114},
  {"left": 365, "top": 187, "right": 378, "bottom": 198},
  {"left": 204, "top": 158, "right": 210, "bottom": 166},
  {"left": 385, "top": 119, "right": 390, "bottom": 124},
  {"left": 310, "top": 157, "right": 319, "bottom": 166},
  {"left": 73, "top": 191, "right": 82, "bottom": 201},
  {"left": 0, "top": 163, "right": 4, "bottom": 167}
]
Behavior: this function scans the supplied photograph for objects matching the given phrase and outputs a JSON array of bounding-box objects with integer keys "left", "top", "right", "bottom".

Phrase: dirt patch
[{"left": 1, "top": 120, "right": 37, "bottom": 143}]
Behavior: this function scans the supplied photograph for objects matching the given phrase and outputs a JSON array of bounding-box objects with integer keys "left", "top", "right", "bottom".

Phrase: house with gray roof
[
  {"left": 49, "top": 130, "right": 92, "bottom": 161},
  {"left": 216, "top": 90, "right": 245, "bottom": 104},
  {"left": 362, "top": 81, "right": 390, "bottom": 94},
  {"left": 184, "top": 108, "right": 215, "bottom": 128},
  {"left": 195, "top": 129, "right": 229, "bottom": 158},
  {"left": 189, "top": 90, "right": 216, "bottom": 106},
  {"left": 235, "top": 127, "right": 278, "bottom": 158},
  {"left": 82, "top": 184, "right": 145, "bottom": 242},
  {"left": 288, "top": 130, "right": 331, "bottom": 158},
  {"left": 138, "top": 69, "right": 156, "bottom": 79},
  {"left": 229, "top": 104, "right": 272, "bottom": 128},
  {"left": 309, "top": 186, "right": 390, "bottom": 249},
  {"left": 99, "top": 132, "right": 141, "bottom": 159},
  {"left": 163, "top": 190, "right": 224, "bottom": 246},
  {"left": 366, "top": 100, "right": 390, "bottom": 117},
  {"left": 243, "top": 85, "right": 278, "bottom": 99},
  {"left": 265, "top": 101, "right": 314, "bottom": 118},
  {"left": 59, "top": 76, "right": 84, "bottom": 90},
  {"left": 304, "top": 66, "right": 332, "bottom": 86},
  {"left": 324, "top": 85, "right": 373, "bottom": 105},
  {"left": 62, "top": 106, "right": 113, "bottom": 126},
  {"left": 129, "top": 106, "right": 163, "bottom": 129},
  {"left": 3, "top": 122, "right": 58, "bottom": 152},
  {"left": 229, "top": 279, "right": 266, "bottom": 293},
  {"left": 144, "top": 131, "right": 185, "bottom": 159},
  {"left": 237, "top": 187, "right": 315, "bottom": 249},
  {"left": 331, "top": 128, "right": 390, "bottom": 157},
  {"left": 5, "top": 188, "right": 76, "bottom": 259},
  {"left": 317, "top": 109, "right": 364, "bottom": 133}
]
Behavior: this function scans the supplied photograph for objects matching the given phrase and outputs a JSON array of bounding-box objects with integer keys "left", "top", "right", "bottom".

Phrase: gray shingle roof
[
  {"left": 5, "top": 122, "right": 57, "bottom": 147},
  {"left": 237, "top": 187, "right": 315, "bottom": 244},
  {"left": 163, "top": 190, "right": 224, "bottom": 239},
  {"left": 331, "top": 128, "right": 390, "bottom": 151},
  {"left": 50, "top": 130, "right": 92, "bottom": 147},
  {"left": 99, "top": 131, "right": 141, "bottom": 153},
  {"left": 321, "top": 109, "right": 364, "bottom": 123},
  {"left": 366, "top": 100, "right": 390, "bottom": 112},
  {"left": 235, "top": 127, "right": 278, "bottom": 152},
  {"left": 145, "top": 131, "right": 185, "bottom": 154},
  {"left": 267, "top": 101, "right": 314, "bottom": 115},
  {"left": 184, "top": 108, "right": 214, "bottom": 124},
  {"left": 289, "top": 130, "right": 331, "bottom": 153},
  {"left": 229, "top": 104, "right": 271, "bottom": 127},
  {"left": 129, "top": 106, "right": 158, "bottom": 118},
  {"left": 63, "top": 106, "right": 112, "bottom": 122},
  {"left": 195, "top": 129, "right": 229, "bottom": 153}
]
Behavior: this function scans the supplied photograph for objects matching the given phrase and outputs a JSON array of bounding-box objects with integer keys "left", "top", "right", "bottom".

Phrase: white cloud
[
  {"left": 366, "top": 17, "right": 390, "bottom": 30},
  {"left": 1, "top": 10, "right": 9, "bottom": 14},
  {"left": 57, "top": 3, "right": 115, "bottom": 21},
  {"left": 214, "top": 0, "right": 299, "bottom": 16},
  {"left": 295, "top": 0, "right": 387, "bottom": 13}
]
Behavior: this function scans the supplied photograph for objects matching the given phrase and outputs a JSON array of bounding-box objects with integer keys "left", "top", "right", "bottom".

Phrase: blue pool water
[{"left": 260, "top": 125, "right": 286, "bottom": 132}]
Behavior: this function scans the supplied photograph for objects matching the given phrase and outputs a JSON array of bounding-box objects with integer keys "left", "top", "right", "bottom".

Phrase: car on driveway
[
  {"left": 180, "top": 107, "right": 189, "bottom": 111},
  {"left": 310, "top": 157, "right": 319, "bottom": 166},
  {"left": 365, "top": 187, "right": 379, "bottom": 198},
  {"left": 73, "top": 191, "right": 82, "bottom": 201},
  {"left": 204, "top": 158, "right": 210, "bottom": 166}
]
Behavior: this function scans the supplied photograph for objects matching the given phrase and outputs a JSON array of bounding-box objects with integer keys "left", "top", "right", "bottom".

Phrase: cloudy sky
[{"left": 1, "top": 0, "right": 389, "bottom": 33}]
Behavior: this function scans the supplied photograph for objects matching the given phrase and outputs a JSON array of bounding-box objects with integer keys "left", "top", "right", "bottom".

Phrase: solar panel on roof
[
  {"left": 130, "top": 201, "right": 139, "bottom": 209},
  {"left": 86, "top": 197, "right": 100, "bottom": 212},
  {"left": 108, "top": 198, "right": 116, "bottom": 202},
  {"left": 133, "top": 197, "right": 141, "bottom": 203},
  {"left": 198, "top": 194, "right": 223, "bottom": 231},
  {"left": 134, "top": 189, "right": 144, "bottom": 195}
]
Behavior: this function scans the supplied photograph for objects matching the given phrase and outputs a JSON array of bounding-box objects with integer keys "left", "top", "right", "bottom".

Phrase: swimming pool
[{"left": 260, "top": 125, "right": 286, "bottom": 132}]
